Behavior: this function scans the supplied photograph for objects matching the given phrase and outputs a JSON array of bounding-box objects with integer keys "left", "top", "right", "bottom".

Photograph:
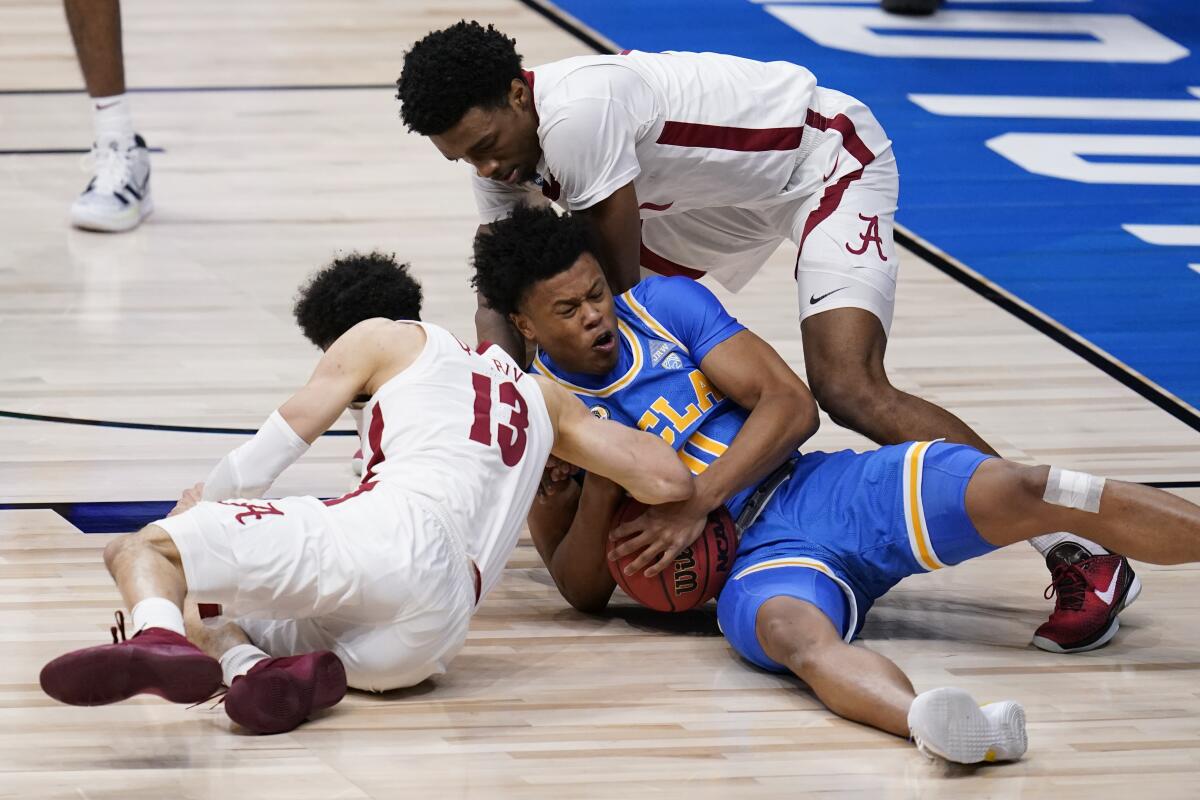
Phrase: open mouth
[
  {"left": 502, "top": 167, "right": 520, "bottom": 184},
  {"left": 592, "top": 330, "right": 616, "bottom": 353}
]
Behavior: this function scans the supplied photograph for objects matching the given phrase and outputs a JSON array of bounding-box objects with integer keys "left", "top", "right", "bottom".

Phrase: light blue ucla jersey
[{"left": 532, "top": 276, "right": 758, "bottom": 516}]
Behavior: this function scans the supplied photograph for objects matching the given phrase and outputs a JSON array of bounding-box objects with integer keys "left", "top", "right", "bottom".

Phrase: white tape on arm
[
  {"left": 201, "top": 410, "right": 311, "bottom": 501},
  {"left": 1043, "top": 467, "right": 1105, "bottom": 513}
]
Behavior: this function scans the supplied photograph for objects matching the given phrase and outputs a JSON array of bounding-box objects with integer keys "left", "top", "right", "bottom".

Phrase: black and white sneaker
[{"left": 71, "top": 134, "right": 153, "bottom": 232}]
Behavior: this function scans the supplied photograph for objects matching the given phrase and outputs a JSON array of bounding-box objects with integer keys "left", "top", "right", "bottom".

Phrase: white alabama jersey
[
  {"left": 353, "top": 322, "right": 553, "bottom": 599},
  {"left": 472, "top": 51, "right": 890, "bottom": 226}
]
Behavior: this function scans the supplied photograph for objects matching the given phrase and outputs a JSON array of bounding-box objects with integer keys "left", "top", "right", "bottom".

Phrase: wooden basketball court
[{"left": 1, "top": 1, "right": 1198, "bottom": 796}]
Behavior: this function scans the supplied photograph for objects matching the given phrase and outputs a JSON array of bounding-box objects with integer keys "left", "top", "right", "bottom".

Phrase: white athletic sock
[
  {"left": 1029, "top": 532, "right": 1109, "bottom": 559},
  {"left": 219, "top": 643, "right": 270, "bottom": 686},
  {"left": 130, "top": 596, "right": 185, "bottom": 636},
  {"left": 91, "top": 93, "right": 135, "bottom": 145}
]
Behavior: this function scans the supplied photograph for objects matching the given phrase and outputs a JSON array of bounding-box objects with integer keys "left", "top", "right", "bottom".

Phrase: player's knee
[
  {"left": 1001, "top": 462, "right": 1051, "bottom": 511},
  {"left": 756, "top": 596, "right": 839, "bottom": 675},
  {"left": 104, "top": 525, "right": 181, "bottom": 574},
  {"left": 806, "top": 365, "right": 892, "bottom": 427}
]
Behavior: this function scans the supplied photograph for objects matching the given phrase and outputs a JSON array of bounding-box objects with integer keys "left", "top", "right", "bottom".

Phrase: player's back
[
  {"left": 354, "top": 322, "right": 553, "bottom": 598},
  {"left": 530, "top": 51, "right": 819, "bottom": 212}
]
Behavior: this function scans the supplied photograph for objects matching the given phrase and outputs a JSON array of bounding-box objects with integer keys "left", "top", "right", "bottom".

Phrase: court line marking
[
  {"left": 0, "top": 83, "right": 395, "bottom": 96},
  {"left": 527, "top": 0, "right": 1200, "bottom": 435},
  {"left": 0, "top": 408, "right": 355, "bottom": 436},
  {"left": 0, "top": 147, "right": 166, "bottom": 156}
]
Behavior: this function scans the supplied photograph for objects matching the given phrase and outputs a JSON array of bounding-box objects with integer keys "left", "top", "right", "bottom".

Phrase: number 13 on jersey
[{"left": 468, "top": 372, "right": 530, "bottom": 466}]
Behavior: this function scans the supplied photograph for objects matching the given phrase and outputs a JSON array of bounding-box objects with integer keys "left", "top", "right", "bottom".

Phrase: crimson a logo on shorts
[
  {"left": 847, "top": 213, "right": 888, "bottom": 261},
  {"left": 219, "top": 500, "right": 284, "bottom": 526}
]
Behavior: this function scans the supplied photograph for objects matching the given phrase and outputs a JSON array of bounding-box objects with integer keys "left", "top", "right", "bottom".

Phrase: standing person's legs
[{"left": 64, "top": 0, "right": 152, "bottom": 231}]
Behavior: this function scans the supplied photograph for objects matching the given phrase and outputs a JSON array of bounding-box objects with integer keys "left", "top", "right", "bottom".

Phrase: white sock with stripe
[{"left": 91, "top": 93, "right": 135, "bottom": 146}]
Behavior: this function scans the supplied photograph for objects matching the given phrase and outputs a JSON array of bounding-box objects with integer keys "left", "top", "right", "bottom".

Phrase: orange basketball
[{"left": 608, "top": 498, "right": 737, "bottom": 612}]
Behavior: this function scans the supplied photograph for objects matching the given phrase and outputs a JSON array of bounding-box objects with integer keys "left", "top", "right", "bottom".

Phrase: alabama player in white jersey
[
  {"left": 39, "top": 253, "right": 692, "bottom": 735},
  {"left": 396, "top": 22, "right": 1135, "bottom": 654}
]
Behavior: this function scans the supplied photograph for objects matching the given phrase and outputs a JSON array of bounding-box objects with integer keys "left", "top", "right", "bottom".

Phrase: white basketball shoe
[
  {"left": 70, "top": 134, "right": 153, "bottom": 232},
  {"left": 907, "top": 687, "right": 1027, "bottom": 764}
]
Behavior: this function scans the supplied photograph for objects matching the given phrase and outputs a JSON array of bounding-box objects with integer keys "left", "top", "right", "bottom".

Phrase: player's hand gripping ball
[{"left": 607, "top": 499, "right": 737, "bottom": 612}]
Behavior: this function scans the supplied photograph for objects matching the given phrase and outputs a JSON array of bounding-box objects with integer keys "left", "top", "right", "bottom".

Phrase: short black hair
[
  {"left": 397, "top": 20, "right": 523, "bottom": 136},
  {"left": 293, "top": 251, "right": 423, "bottom": 350},
  {"left": 472, "top": 204, "right": 596, "bottom": 317}
]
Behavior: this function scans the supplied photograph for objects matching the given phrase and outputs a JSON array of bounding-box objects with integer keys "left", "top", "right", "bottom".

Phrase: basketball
[{"left": 607, "top": 498, "right": 738, "bottom": 612}]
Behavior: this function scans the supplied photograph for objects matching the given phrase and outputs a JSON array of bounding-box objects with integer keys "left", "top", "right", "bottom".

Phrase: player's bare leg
[
  {"left": 968, "top": 460, "right": 1200, "bottom": 563},
  {"left": 64, "top": 0, "right": 152, "bottom": 232},
  {"left": 800, "top": 308, "right": 992, "bottom": 452},
  {"left": 801, "top": 307, "right": 1131, "bottom": 650},
  {"left": 39, "top": 485, "right": 222, "bottom": 706},
  {"left": 756, "top": 596, "right": 1027, "bottom": 763}
]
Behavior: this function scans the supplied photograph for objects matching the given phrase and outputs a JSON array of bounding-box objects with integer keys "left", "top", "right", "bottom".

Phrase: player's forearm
[
  {"left": 474, "top": 301, "right": 527, "bottom": 366},
  {"left": 202, "top": 410, "right": 310, "bottom": 501},
  {"left": 693, "top": 388, "right": 818, "bottom": 512},
  {"left": 544, "top": 477, "right": 622, "bottom": 612}
]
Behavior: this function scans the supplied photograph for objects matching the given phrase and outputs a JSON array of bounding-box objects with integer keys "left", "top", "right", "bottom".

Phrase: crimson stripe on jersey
[
  {"left": 639, "top": 200, "right": 674, "bottom": 212},
  {"left": 361, "top": 403, "right": 385, "bottom": 483},
  {"left": 804, "top": 109, "right": 877, "bottom": 168},
  {"left": 796, "top": 167, "right": 865, "bottom": 275},
  {"left": 324, "top": 481, "right": 379, "bottom": 507},
  {"left": 656, "top": 121, "right": 804, "bottom": 152},
  {"left": 640, "top": 240, "right": 706, "bottom": 280}
]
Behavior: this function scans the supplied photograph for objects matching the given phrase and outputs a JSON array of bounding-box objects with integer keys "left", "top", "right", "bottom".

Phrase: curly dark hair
[
  {"left": 293, "top": 251, "right": 423, "bottom": 350},
  {"left": 397, "top": 20, "right": 523, "bottom": 136},
  {"left": 472, "top": 205, "right": 597, "bottom": 317}
]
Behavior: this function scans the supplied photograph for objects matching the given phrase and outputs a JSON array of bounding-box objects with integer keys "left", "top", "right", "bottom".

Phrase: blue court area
[{"left": 548, "top": 0, "right": 1200, "bottom": 418}]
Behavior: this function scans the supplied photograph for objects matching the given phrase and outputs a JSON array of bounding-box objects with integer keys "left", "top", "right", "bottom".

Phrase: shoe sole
[
  {"left": 1032, "top": 568, "right": 1142, "bottom": 654},
  {"left": 40, "top": 642, "right": 222, "bottom": 706},
  {"left": 910, "top": 688, "right": 1026, "bottom": 764},
  {"left": 71, "top": 194, "right": 153, "bottom": 233},
  {"left": 224, "top": 652, "right": 347, "bottom": 735}
]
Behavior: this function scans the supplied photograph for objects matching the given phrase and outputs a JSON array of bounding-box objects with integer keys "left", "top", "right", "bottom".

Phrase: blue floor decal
[{"left": 542, "top": 0, "right": 1200, "bottom": 417}]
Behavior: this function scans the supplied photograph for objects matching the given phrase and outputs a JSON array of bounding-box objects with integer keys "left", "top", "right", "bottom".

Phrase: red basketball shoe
[
  {"left": 223, "top": 650, "right": 347, "bottom": 734},
  {"left": 40, "top": 611, "right": 222, "bottom": 705},
  {"left": 1032, "top": 543, "right": 1141, "bottom": 654}
]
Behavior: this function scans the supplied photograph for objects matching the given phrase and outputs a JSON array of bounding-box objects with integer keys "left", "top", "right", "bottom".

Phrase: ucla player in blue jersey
[{"left": 472, "top": 205, "right": 1200, "bottom": 765}]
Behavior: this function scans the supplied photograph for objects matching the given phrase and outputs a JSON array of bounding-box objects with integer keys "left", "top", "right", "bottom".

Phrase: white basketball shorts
[{"left": 155, "top": 486, "right": 476, "bottom": 692}]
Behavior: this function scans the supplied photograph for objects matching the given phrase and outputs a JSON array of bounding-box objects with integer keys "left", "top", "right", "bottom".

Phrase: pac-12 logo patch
[
  {"left": 649, "top": 339, "right": 676, "bottom": 367},
  {"left": 590, "top": 405, "right": 611, "bottom": 420},
  {"left": 662, "top": 353, "right": 684, "bottom": 370}
]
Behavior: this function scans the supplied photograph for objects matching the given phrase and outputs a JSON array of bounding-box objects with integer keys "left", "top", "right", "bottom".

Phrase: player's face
[
  {"left": 430, "top": 80, "right": 541, "bottom": 185},
  {"left": 514, "top": 254, "right": 619, "bottom": 375}
]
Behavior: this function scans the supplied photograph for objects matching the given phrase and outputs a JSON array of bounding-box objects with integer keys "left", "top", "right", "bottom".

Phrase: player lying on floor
[
  {"left": 39, "top": 252, "right": 693, "bottom": 735},
  {"left": 471, "top": 205, "right": 1200, "bottom": 765}
]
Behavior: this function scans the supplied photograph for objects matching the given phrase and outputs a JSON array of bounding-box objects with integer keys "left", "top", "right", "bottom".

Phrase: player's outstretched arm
[
  {"left": 535, "top": 375, "right": 693, "bottom": 505},
  {"left": 202, "top": 319, "right": 401, "bottom": 501}
]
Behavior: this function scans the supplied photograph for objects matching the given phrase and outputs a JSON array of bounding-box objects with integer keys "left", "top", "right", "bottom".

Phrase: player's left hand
[
  {"left": 608, "top": 498, "right": 710, "bottom": 578},
  {"left": 168, "top": 482, "right": 205, "bottom": 517}
]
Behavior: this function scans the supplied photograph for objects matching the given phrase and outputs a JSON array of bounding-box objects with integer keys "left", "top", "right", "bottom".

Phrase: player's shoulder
[
  {"left": 627, "top": 274, "right": 720, "bottom": 313},
  {"left": 334, "top": 318, "right": 427, "bottom": 355}
]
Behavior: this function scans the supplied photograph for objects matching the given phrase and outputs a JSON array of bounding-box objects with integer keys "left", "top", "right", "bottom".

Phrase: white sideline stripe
[
  {"left": 910, "top": 92, "right": 1200, "bottom": 121},
  {"left": 1123, "top": 225, "right": 1200, "bottom": 246}
]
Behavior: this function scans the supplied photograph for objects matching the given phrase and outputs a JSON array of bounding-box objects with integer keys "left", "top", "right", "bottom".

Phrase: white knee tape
[{"left": 1043, "top": 467, "right": 1105, "bottom": 513}]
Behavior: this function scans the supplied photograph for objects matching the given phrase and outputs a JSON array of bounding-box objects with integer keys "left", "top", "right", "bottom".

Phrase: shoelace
[
  {"left": 109, "top": 609, "right": 128, "bottom": 644},
  {"left": 188, "top": 686, "right": 229, "bottom": 712},
  {"left": 80, "top": 140, "right": 133, "bottom": 195},
  {"left": 1043, "top": 562, "right": 1090, "bottom": 611}
]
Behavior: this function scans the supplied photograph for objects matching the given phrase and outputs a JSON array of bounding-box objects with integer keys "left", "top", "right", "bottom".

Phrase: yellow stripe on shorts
[{"left": 903, "top": 441, "right": 946, "bottom": 571}]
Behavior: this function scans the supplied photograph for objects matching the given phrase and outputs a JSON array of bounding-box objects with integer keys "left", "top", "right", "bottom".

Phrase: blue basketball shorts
[{"left": 717, "top": 441, "right": 996, "bottom": 673}]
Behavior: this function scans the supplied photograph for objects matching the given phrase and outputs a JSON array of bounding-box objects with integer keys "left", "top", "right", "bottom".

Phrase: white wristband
[{"left": 201, "top": 410, "right": 310, "bottom": 501}]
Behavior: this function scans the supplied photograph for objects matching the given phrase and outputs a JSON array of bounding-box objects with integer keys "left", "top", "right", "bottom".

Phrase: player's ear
[
  {"left": 510, "top": 311, "right": 536, "bottom": 343},
  {"left": 510, "top": 77, "right": 529, "bottom": 112}
]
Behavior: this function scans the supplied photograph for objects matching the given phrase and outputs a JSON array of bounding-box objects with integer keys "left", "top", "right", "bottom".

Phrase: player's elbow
[
  {"left": 770, "top": 377, "right": 820, "bottom": 448},
  {"left": 631, "top": 458, "right": 694, "bottom": 506}
]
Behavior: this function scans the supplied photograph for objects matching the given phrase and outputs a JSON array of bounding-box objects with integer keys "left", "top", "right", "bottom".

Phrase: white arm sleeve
[{"left": 201, "top": 410, "right": 311, "bottom": 501}]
